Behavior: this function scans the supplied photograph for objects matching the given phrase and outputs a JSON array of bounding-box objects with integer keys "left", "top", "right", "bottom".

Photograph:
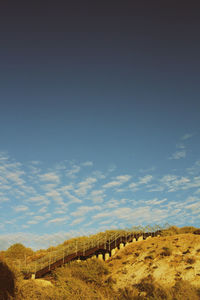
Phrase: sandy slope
[{"left": 107, "top": 234, "right": 200, "bottom": 289}]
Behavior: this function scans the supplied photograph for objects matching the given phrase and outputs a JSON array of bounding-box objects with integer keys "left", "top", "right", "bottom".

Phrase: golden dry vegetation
[
  {"left": 107, "top": 233, "right": 200, "bottom": 298},
  {"left": 1, "top": 226, "right": 200, "bottom": 299}
]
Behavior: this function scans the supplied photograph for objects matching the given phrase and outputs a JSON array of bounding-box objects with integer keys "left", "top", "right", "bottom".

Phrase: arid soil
[{"left": 107, "top": 233, "right": 200, "bottom": 290}]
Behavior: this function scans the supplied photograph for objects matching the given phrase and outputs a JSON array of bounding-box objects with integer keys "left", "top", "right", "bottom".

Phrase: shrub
[
  {"left": 161, "top": 226, "right": 180, "bottom": 236},
  {"left": 186, "top": 257, "right": 196, "bottom": 264},
  {"left": 71, "top": 260, "right": 109, "bottom": 286},
  {"left": 5, "top": 243, "right": 34, "bottom": 261},
  {"left": 179, "top": 226, "right": 197, "bottom": 234},
  {"left": 172, "top": 280, "right": 199, "bottom": 300},
  {"left": 185, "top": 266, "right": 193, "bottom": 270},
  {"left": 160, "top": 247, "right": 172, "bottom": 257},
  {"left": 114, "top": 255, "right": 121, "bottom": 260},
  {"left": 144, "top": 255, "right": 153, "bottom": 260},
  {"left": 182, "top": 249, "right": 190, "bottom": 254},
  {"left": 118, "top": 287, "right": 139, "bottom": 300},
  {"left": 53, "top": 259, "right": 109, "bottom": 288}
]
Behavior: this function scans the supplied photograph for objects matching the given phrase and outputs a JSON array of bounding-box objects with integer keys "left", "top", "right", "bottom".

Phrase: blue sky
[{"left": 0, "top": 2, "right": 200, "bottom": 250}]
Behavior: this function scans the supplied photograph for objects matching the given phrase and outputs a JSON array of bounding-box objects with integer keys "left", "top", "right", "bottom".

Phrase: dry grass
[
  {"left": 1, "top": 227, "right": 200, "bottom": 299},
  {"left": 107, "top": 232, "right": 200, "bottom": 297},
  {"left": 118, "top": 277, "right": 200, "bottom": 300}
]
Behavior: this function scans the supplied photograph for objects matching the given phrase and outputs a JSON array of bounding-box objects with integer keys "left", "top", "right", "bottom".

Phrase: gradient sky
[{"left": 0, "top": 2, "right": 200, "bottom": 250}]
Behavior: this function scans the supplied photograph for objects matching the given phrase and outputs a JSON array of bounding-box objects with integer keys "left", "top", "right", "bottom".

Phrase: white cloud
[
  {"left": 38, "top": 206, "right": 47, "bottom": 213},
  {"left": 159, "top": 174, "right": 200, "bottom": 193},
  {"left": 39, "top": 172, "right": 60, "bottom": 184},
  {"left": 181, "top": 133, "right": 194, "bottom": 140},
  {"left": 41, "top": 183, "right": 58, "bottom": 191},
  {"left": 103, "top": 174, "right": 131, "bottom": 189},
  {"left": 13, "top": 205, "right": 29, "bottom": 212},
  {"left": 32, "top": 215, "right": 46, "bottom": 222},
  {"left": 106, "top": 199, "right": 120, "bottom": 208},
  {"left": 2, "top": 152, "right": 200, "bottom": 247},
  {"left": 70, "top": 217, "right": 85, "bottom": 226},
  {"left": 62, "top": 190, "right": 82, "bottom": 205},
  {"left": 128, "top": 175, "right": 153, "bottom": 191},
  {"left": 89, "top": 189, "right": 105, "bottom": 203},
  {"left": 27, "top": 220, "right": 39, "bottom": 225},
  {"left": 103, "top": 180, "right": 122, "bottom": 188},
  {"left": 194, "top": 188, "right": 200, "bottom": 194},
  {"left": 71, "top": 205, "right": 101, "bottom": 217},
  {"left": 92, "top": 204, "right": 171, "bottom": 226},
  {"left": 28, "top": 195, "right": 50, "bottom": 205},
  {"left": 0, "top": 194, "right": 9, "bottom": 202},
  {"left": 146, "top": 198, "right": 167, "bottom": 205},
  {"left": 47, "top": 217, "right": 68, "bottom": 224},
  {"left": 107, "top": 164, "right": 116, "bottom": 173},
  {"left": 148, "top": 185, "right": 164, "bottom": 192},
  {"left": 176, "top": 143, "right": 185, "bottom": 149},
  {"left": 139, "top": 175, "right": 153, "bottom": 184},
  {"left": 161, "top": 174, "right": 177, "bottom": 182},
  {"left": 169, "top": 150, "right": 186, "bottom": 160},
  {"left": 0, "top": 152, "right": 9, "bottom": 161},
  {"left": 66, "top": 165, "right": 81, "bottom": 178},
  {"left": 129, "top": 182, "right": 139, "bottom": 189},
  {"left": 59, "top": 185, "right": 73, "bottom": 192},
  {"left": 46, "top": 190, "right": 63, "bottom": 202},
  {"left": 92, "top": 170, "right": 106, "bottom": 179},
  {"left": 75, "top": 177, "right": 97, "bottom": 196},
  {"left": 82, "top": 161, "right": 93, "bottom": 167},
  {"left": 0, "top": 232, "right": 68, "bottom": 250},
  {"left": 6, "top": 170, "right": 25, "bottom": 186},
  {"left": 115, "top": 175, "right": 132, "bottom": 182},
  {"left": 186, "top": 160, "right": 200, "bottom": 175},
  {"left": 54, "top": 209, "right": 66, "bottom": 214}
]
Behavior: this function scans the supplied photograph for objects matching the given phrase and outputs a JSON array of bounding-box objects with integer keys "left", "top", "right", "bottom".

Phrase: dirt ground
[{"left": 107, "top": 233, "right": 200, "bottom": 290}]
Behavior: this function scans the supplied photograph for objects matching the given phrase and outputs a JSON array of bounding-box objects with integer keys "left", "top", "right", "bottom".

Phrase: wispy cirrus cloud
[
  {"left": 81, "top": 161, "right": 93, "bottom": 167},
  {"left": 28, "top": 195, "right": 50, "bottom": 206},
  {"left": 181, "top": 133, "right": 194, "bottom": 140},
  {"left": 61, "top": 189, "right": 82, "bottom": 205},
  {"left": 75, "top": 177, "right": 97, "bottom": 196},
  {"left": 1, "top": 148, "right": 200, "bottom": 250},
  {"left": 169, "top": 150, "right": 186, "bottom": 160},
  {"left": 71, "top": 205, "right": 101, "bottom": 217},
  {"left": 66, "top": 164, "right": 81, "bottom": 178},
  {"left": 88, "top": 189, "right": 105, "bottom": 203},
  {"left": 128, "top": 175, "right": 153, "bottom": 191},
  {"left": 103, "top": 174, "right": 131, "bottom": 189},
  {"left": 13, "top": 205, "right": 29, "bottom": 213},
  {"left": 139, "top": 175, "right": 153, "bottom": 184},
  {"left": 70, "top": 217, "right": 85, "bottom": 226},
  {"left": 39, "top": 172, "right": 60, "bottom": 184},
  {"left": 47, "top": 217, "right": 68, "bottom": 225}
]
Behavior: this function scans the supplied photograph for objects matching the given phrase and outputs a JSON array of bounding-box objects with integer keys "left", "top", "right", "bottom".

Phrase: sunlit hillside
[{"left": 1, "top": 226, "right": 200, "bottom": 299}]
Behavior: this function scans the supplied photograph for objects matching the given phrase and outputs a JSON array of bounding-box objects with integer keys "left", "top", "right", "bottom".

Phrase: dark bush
[
  {"left": 186, "top": 257, "right": 195, "bottom": 264},
  {"left": 160, "top": 247, "right": 172, "bottom": 257},
  {"left": 182, "top": 249, "right": 190, "bottom": 254},
  {"left": 0, "top": 261, "right": 15, "bottom": 300}
]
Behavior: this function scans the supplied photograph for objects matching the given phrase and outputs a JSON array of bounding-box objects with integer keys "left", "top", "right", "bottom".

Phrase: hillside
[
  {"left": 1, "top": 229, "right": 200, "bottom": 299},
  {"left": 107, "top": 233, "right": 200, "bottom": 298}
]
